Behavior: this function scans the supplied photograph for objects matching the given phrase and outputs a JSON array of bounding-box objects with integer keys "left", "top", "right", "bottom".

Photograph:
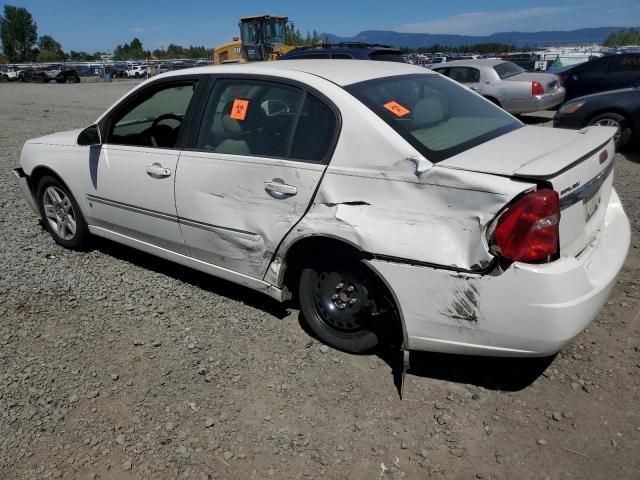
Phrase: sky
[{"left": 3, "top": 0, "right": 639, "bottom": 52}]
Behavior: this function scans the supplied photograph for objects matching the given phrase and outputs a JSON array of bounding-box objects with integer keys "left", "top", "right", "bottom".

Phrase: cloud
[{"left": 399, "top": 6, "right": 581, "bottom": 35}]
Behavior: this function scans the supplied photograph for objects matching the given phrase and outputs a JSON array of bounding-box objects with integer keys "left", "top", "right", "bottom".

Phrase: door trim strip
[{"left": 86, "top": 194, "right": 259, "bottom": 237}]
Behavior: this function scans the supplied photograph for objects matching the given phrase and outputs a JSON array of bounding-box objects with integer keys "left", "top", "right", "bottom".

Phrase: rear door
[{"left": 175, "top": 76, "right": 339, "bottom": 279}]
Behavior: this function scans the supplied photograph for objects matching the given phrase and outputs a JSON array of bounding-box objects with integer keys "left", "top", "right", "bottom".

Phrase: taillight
[
  {"left": 531, "top": 81, "right": 545, "bottom": 96},
  {"left": 491, "top": 189, "right": 560, "bottom": 263}
]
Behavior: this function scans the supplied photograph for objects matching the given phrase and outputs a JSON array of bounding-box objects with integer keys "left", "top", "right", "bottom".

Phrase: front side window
[
  {"left": 197, "top": 79, "right": 337, "bottom": 162},
  {"left": 493, "top": 61, "right": 524, "bottom": 79},
  {"left": 346, "top": 73, "right": 521, "bottom": 163},
  {"left": 109, "top": 82, "right": 197, "bottom": 148}
]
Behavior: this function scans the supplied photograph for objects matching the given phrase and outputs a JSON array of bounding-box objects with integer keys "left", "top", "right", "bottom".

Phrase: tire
[
  {"left": 36, "top": 176, "right": 89, "bottom": 250},
  {"left": 0, "top": 75, "right": 8, "bottom": 83},
  {"left": 298, "top": 259, "right": 399, "bottom": 353},
  {"left": 588, "top": 113, "right": 631, "bottom": 150}
]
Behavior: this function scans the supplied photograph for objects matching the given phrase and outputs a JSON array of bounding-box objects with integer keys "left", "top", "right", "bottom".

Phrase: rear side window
[
  {"left": 448, "top": 67, "right": 480, "bottom": 83},
  {"left": 196, "top": 79, "right": 337, "bottom": 162},
  {"left": 331, "top": 53, "right": 353, "bottom": 59},
  {"left": 493, "top": 62, "right": 524, "bottom": 79},
  {"left": 610, "top": 55, "right": 640, "bottom": 73},
  {"left": 346, "top": 73, "right": 521, "bottom": 163}
]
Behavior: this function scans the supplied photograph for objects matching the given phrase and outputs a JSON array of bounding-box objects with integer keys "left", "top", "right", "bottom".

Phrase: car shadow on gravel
[
  {"left": 396, "top": 350, "right": 554, "bottom": 392},
  {"left": 624, "top": 151, "right": 640, "bottom": 164},
  {"left": 295, "top": 311, "right": 553, "bottom": 395},
  {"left": 91, "top": 237, "right": 290, "bottom": 319}
]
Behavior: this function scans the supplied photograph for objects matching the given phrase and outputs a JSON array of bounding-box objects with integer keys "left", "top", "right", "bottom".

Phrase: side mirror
[{"left": 77, "top": 124, "right": 101, "bottom": 146}]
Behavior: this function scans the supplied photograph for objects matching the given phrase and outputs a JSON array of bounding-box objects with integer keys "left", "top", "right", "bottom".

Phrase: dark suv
[
  {"left": 556, "top": 53, "right": 640, "bottom": 101},
  {"left": 279, "top": 43, "right": 406, "bottom": 62}
]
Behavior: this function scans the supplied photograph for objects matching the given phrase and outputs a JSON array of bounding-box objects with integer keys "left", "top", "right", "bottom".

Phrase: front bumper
[
  {"left": 366, "top": 189, "right": 630, "bottom": 357},
  {"left": 12, "top": 168, "right": 40, "bottom": 217}
]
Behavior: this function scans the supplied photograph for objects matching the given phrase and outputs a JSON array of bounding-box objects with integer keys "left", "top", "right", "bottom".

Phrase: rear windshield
[
  {"left": 494, "top": 61, "right": 525, "bottom": 79},
  {"left": 346, "top": 73, "right": 521, "bottom": 162}
]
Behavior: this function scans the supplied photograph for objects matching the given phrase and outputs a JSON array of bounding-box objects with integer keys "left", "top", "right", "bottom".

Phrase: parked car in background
[
  {"left": 432, "top": 59, "right": 565, "bottom": 114},
  {"left": 18, "top": 65, "right": 80, "bottom": 83},
  {"left": 555, "top": 53, "right": 640, "bottom": 101},
  {"left": 279, "top": 42, "right": 406, "bottom": 62},
  {"left": 0, "top": 65, "right": 20, "bottom": 82},
  {"left": 125, "top": 65, "right": 146, "bottom": 78},
  {"left": 553, "top": 87, "right": 640, "bottom": 150},
  {"left": 13, "top": 60, "right": 629, "bottom": 358}
]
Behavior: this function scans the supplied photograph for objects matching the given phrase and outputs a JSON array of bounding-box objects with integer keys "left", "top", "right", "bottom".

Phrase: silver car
[{"left": 432, "top": 59, "right": 565, "bottom": 114}]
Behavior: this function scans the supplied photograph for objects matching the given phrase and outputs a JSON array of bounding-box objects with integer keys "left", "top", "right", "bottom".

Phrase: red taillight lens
[
  {"left": 531, "top": 81, "right": 545, "bottom": 96},
  {"left": 492, "top": 189, "right": 560, "bottom": 263}
]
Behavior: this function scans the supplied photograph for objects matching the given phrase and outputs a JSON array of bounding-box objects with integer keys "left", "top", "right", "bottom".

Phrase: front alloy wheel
[
  {"left": 36, "top": 176, "right": 89, "bottom": 249},
  {"left": 589, "top": 113, "right": 631, "bottom": 150},
  {"left": 42, "top": 186, "right": 77, "bottom": 240}
]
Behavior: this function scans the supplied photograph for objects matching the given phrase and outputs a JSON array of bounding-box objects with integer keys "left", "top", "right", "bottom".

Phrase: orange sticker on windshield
[
  {"left": 383, "top": 101, "right": 410, "bottom": 117},
  {"left": 230, "top": 99, "right": 249, "bottom": 120}
]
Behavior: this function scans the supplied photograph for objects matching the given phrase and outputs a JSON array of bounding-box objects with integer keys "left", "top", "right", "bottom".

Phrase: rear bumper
[
  {"left": 366, "top": 189, "right": 630, "bottom": 357},
  {"left": 508, "top": 87, "right": 566, "bottom": 114},
  {"left": 12, "top": 168, "right": 40, "bottom": 217}
]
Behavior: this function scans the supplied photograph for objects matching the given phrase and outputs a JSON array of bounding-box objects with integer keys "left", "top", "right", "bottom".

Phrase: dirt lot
[{"left": 1, "top": 81, "right": 639, "bottom": 480}]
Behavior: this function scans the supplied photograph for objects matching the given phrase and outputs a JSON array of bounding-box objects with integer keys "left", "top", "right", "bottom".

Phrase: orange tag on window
[
  {"left": 230, "top": 99, "right": 249, "bottom": 120},
  {"left": 383, "top": 101, "right": 410, "bottom": 117}
]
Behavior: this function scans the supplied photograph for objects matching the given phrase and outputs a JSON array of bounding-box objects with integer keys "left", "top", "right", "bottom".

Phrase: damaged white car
[{"left": 14, "top": 60, "right": 630, "bottom": 357}]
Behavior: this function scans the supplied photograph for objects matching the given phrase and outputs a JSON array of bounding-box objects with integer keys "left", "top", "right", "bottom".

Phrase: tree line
[
  {"left": 603, "top": 28, "right": 640, "bottom": 47},
  {"left": 0, "top": 4, "right": 210, "bottom": 63}
]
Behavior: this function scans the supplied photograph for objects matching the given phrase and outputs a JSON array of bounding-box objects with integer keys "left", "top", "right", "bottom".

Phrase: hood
[
  {"left": 565, "top": 87, "right": 639, "bottom": 103},
  {"left": 27, "top": 129, "right": 83, "bottom": 146},
  {"left": 439, "top": 125, "right": 616, "bottom": 178}
]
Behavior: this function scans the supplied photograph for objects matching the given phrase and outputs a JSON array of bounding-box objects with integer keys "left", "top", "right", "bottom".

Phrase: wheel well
[
  {"left": 484, "top": 96, "right": 501, "bottom": 107},
  {"left": 586, "top": 108, "right": 631, "bottom": 127},
  {"left": 282, "top": 237, "right": 366, "bottom": 293},
  {"left": 281, "top": 236, "right": 406, "bottom": 347},
  {"left": 28, "top": 167, "right": 68, "bottom": 195}
]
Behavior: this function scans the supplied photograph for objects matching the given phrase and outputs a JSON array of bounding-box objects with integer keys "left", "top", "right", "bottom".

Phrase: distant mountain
[{"left": 322, "top": 27, "right": 637, "bottom": 48}]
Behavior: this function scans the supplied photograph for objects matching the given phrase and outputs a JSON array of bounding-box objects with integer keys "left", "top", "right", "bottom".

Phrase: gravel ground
[{"left": 1, "top": 81, "right": 639, "bottom": 480}]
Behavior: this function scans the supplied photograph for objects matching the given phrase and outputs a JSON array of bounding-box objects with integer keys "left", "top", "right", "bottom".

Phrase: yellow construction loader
[{"left": 213, "top": 15, "right": 295, "bottom": 64}]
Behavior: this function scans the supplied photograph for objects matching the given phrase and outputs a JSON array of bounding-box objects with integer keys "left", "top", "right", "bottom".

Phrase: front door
[
  {"left": 85, "top": 79, "right": 200, "bottom": 253},
  {"left": 175, "top": 77, "right": 339, "bottom": 278}
]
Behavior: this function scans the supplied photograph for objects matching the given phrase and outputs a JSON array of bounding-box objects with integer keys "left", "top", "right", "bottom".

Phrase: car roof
[
  {"left": 158, "top": 59, "right": 431, "bottom": 86},
  {"left": 433, "top": 59, "right": 506, "bottom": 68}
]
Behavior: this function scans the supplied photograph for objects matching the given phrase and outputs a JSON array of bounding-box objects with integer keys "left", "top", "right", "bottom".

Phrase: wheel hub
[{"left": 331, "top": 282, "right": 358, "bottom": 310}]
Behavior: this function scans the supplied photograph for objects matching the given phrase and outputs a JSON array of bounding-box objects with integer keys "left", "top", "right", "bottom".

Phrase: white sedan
[{"left": 13, "top": 60, "right": 630, "bottom": 357}]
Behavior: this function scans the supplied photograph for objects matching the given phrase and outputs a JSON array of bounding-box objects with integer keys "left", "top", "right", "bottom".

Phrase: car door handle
[
  {"left": 146, "top": 164, "right": 171, "bottom": 178},
  {"left": 264, "top": 180, "right": 297, "bottom": 196}
]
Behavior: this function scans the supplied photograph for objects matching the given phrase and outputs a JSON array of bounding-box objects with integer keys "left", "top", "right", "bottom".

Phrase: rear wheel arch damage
[{"left": 275, "top": 236, "right": 407, "bottom": 351}]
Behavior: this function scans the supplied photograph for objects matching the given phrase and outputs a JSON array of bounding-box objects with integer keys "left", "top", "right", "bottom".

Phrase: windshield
[
  {"left": 346, "top": 73, "right": 521, "bottom": 162},
  {"left": 494, "top": 61, "right": 525, "bottom": 79}
]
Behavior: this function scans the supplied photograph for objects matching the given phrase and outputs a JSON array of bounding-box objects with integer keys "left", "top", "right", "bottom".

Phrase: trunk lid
[
  {"left": 506, "top": 72, "right": 560, "bottom": 92},
  {"left": 440, "top": 125, "right": 617, "bottom": 258}
]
